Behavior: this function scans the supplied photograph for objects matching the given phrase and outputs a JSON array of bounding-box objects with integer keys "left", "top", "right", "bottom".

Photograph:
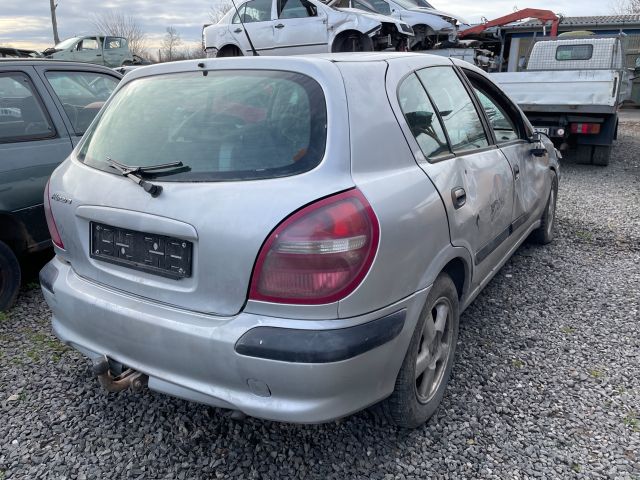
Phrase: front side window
[
  {"left": 473, "top": 88, "right": 519, "bottom": 143},
  {"left": 398, "top": 73, "right": 449, "bottom": 159},
  {"left": 367, "top": 0, "right": 391, "bottom": 14},
  {"left": 233, "top": 0, "right": 273, "bottom": 23},
  {"left": 78, "top": 38, "right": 99, "bottom": 50},
  {"left": 78, "top": 70, "right": 328, "bottom": 182},
  {"left": 279, "top": 0, "right": 317, "bottom": 18},
  {"left": 0, "top": 73, "right": 55, "bottom": 143},
  {"left": 556, "top": 44, "right": 593, "bottom": 61},
  {"left": 45, "top": 71, "right": 119, "bottom": 134},
  {"left": 417, "top": 67, "right": 489, "bottom": 153}
]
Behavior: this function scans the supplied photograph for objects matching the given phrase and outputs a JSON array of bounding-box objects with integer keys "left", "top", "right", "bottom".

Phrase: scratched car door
[
  {"left": 463, "top": 69, "right": 548, "bottom": 236},
  {"left": 390, "top": 64, "right": 515, "bottom": 287}
]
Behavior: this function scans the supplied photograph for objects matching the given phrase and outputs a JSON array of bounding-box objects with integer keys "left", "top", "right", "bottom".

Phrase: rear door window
[
  {"left": 417, "top": 67, "right": 489, "bottom": 153},
  {"left": 105, "top": 37, "right": 125, "bottom": 49},
  {"left": 45, "top": 71, "right": 119, "bottom": 134},
  {"left": 0, "top": 72, "right": 55, "bottom": 143},
  {"left": 397, "top": 73, "right": 450, "bottom": 159},
  {"left": 78, "top": 70, "right": 328, "bottom": 181}
]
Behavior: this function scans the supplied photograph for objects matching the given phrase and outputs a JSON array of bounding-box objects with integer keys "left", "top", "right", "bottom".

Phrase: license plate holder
[{"left": 90, "top": 222, "right": 192, "bottom": 279}]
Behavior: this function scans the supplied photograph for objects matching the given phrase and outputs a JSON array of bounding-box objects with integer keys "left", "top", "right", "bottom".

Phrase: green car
[
  {"left": 0, "top": 59, "right": 121, "bottom": 309},
  {"left": 44, "top": 35, "right": 135, "bottom": 68}
]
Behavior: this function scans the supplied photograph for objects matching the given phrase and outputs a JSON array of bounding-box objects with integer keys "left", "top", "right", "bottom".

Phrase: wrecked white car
[
  {"left": 203, "top": 0, "right": 414, "bottom": 56},
  {"left": 330, "top": 0, "right": 457, "bottom": 49}
]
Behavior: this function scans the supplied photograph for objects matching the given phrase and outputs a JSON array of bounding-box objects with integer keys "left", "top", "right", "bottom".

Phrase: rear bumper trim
[{"left": 235, "top": 309, "right": 406, "bottom": 363}]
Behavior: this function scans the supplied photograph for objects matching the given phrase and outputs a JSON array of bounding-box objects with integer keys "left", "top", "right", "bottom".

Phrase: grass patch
[
  {"left": 575, "top": 230, "right": 593, "bottom": 241},
  {"left": 511, "top": 359, "right": 525, "bottom": 369},
  {"left": 623, "top": 413, "right": 639, "bottom": 432},
  {"left": 589, "top": 369, "right": 603, "bottom": 379},
  {"left": 0, "top": 312, "right": 7, "bottom": 322},
  {"left": 26, "top": 282, "right": 40, "bottom": 290},
  {"left": 24, "top": 331, "right": 69, "bottom": 363},
  {"left": 560, "top": 326, "right": 575, "bottom": 334},
  {"left": 571, "top": 463, "right": 581, "bottom": 473}
]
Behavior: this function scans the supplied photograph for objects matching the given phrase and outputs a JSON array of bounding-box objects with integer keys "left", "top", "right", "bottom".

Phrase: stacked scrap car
[
  {"left": 329, "top": 0, "right": 460, "bottom": 49},
  {"left": 203, "top": 0, "right": 414, "bottom": 56}
]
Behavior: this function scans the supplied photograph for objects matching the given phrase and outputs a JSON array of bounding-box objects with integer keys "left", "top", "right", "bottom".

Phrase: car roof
[
  {"left": 0, "top": 58, "right": 122, "bottom": 72},
  {"left": 120, "top": 53, "right": 453, "bottom": 82}
]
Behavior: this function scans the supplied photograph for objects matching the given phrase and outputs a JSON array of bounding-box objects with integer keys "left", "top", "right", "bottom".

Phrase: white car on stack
[
  {"left": 329, "top": 0, "right": 464, "bottom": 49},
  {"left": 203, "top": 0, "right": 414, "bottom": 56}
]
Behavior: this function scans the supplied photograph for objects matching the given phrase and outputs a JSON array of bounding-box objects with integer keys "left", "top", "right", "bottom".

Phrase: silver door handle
[
  {"left": 234, "top": 28, "right": 243, "bottom": 33},
  {"left": 513, "top": 164, "right": 520, "bottom": 180},
  {"left": 275, "top": 23, "right": 285, "bottom": 29}
]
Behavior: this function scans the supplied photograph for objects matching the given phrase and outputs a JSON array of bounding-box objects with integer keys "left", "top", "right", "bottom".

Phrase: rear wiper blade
[{"left": 106, "top": 158, "right": 185, "bottom": 197}]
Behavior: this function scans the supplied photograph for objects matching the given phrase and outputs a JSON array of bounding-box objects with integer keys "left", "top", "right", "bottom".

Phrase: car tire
[
  {"left": 592, "top": 145, "right": 611, "bottom": 166},
  {"left": 530, "top": 171, "right": 558, "bottom": 245},
  {"left": 0, "top": 240, "right": 21, "bottom": 311},
  {"left": 376, "top": 273, "right": 459, "bottom": 428}
]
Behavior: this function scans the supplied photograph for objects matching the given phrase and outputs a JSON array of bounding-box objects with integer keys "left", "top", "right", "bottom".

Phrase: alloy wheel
[{"left": 415, "top": 298, "right": 453, "bottom": 403}]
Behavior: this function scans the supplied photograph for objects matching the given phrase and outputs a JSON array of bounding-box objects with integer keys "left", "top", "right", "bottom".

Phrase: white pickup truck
[{"left": 491, "top": 36, "right": 633, "bottom": 166}]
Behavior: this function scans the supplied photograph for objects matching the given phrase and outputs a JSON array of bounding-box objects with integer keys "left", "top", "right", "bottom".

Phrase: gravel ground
[{"left": 1, "top": 123, "right": 639, "bottom": 480}]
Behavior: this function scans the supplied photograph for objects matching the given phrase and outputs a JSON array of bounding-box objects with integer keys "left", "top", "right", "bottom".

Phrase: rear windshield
[
  {"left": 555, "top": 44, "right": 593, "bottom": 61},
  {"left": 78, "top": 70, "right": 328, "bottom": 181}
]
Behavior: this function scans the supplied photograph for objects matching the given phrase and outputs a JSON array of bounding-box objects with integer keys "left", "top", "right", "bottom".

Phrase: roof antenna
[{"left": 229, "top": 0, "right": 259, "bottom": 56}]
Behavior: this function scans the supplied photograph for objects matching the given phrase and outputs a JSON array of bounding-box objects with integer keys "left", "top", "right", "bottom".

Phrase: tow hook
[{"left": 91, "top": 356, "right": 148, "bottom": 393}]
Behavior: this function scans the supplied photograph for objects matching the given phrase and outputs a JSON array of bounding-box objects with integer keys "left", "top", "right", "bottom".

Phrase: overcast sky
[{"left": 1, "top": 0, "right": 613, "bottom": 52}]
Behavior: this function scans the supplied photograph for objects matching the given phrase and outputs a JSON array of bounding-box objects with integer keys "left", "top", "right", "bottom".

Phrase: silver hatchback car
[{"left": 41, "top": 53, "right": 559, "bottom": 428}]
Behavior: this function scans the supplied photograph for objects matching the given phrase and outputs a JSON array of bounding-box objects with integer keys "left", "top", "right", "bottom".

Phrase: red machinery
[{"left": 459, "top": 8, "right": 560, "bottom": 38}]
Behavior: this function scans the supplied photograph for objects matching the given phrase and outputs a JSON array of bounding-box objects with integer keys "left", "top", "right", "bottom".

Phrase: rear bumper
[{"left": 41, "top": 257, "right": 428, "bottom": 423}]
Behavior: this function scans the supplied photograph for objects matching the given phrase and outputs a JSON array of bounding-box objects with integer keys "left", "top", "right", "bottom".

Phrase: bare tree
[
  {"left": 91, "top": 12, "right": 148, "bottom": 56},
  {"left": 611, "top": 0, "right": 640, "bottom": 13},
  {"left": 170, "top": 43, "right": 206, "bottom": 61},
  {"left": 161, "top": 27, "right": 183, "bottom": 62},
  {"left": 49, "top": 0, "right": 60, "bottom": 44},
  {"left": 209, "top": 0, "right": 234, "bottom": 23}
]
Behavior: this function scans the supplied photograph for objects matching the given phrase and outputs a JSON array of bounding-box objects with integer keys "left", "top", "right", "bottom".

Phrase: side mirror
[{"left": 529, "top": 131, "right": 547, "bottom": 157}]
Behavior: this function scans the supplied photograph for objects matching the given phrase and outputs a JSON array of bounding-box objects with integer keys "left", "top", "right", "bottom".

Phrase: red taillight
[
  {"left": 249, "top": 189, "right": 379, "bottom": 304},
  {"left": 570, "top": 123, "right": 601, "bottom": 134},
  {"left": 44, "top": 180, "right": 64, "bottom": 249}
]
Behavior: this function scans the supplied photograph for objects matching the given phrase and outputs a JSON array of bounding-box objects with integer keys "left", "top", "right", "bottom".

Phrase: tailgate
[{"left": 490, "top": 70, "right": 619, "bottom": 109}]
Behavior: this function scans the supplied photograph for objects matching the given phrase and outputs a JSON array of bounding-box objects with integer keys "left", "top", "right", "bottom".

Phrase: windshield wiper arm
[{"left": 107, "top": 157, "right": 184, "bottom": 197}]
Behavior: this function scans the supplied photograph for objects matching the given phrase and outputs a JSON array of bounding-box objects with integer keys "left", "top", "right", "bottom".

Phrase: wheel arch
[
  {"left": 0, "top": 212, "right": 30, "bottom": 255},
  {"left": 330, "top": 27, "right": 369, "bottom": 47},
  {"left": 419, "top": 246, "right": 472, "bottom": 303},
  {"left": 441, "top": 257, "right": 468, "bottom": 301},
  {"left": 217, "top": 43, "right": 244, "bottom": 56}
]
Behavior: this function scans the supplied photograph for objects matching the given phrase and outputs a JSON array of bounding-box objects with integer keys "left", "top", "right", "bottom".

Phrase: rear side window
[
  {"left": 0, "top": 72, "right": 55, "bottom": 143},
  {"left": 417, "top": 67, "right": 489, "bottom": 153},
  {"left": 398, "top": 73, "right": 449, "bottom": 159},
  {"left": 556, "top": 44, "right": 593, "bottom": 61},
  {"left": 78, "top": 70, "right": 328, "bottom": 182},
  {"left": 45, "top": 71, "right": 119, "bottom": 135}
]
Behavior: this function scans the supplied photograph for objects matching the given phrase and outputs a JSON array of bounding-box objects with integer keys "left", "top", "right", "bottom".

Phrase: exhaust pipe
[{"left": 92, "top": 356, "right": 148, "bottom": 393}]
